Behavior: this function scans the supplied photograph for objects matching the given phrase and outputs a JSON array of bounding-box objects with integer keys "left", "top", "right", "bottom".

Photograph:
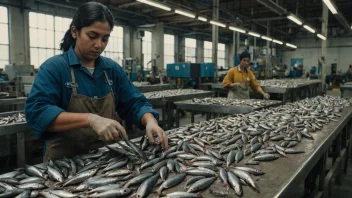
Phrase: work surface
[
  {"left": 174, "top": 98, "right": 281, "bottom": 114},
  {"left": 0, "top": 96, "right": 350, "bottom": 198}
]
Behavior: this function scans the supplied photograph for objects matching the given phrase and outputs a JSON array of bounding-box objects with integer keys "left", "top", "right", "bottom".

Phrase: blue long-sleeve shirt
[{"left": 25, "top": 46, "right": 158, "bottom": 139}]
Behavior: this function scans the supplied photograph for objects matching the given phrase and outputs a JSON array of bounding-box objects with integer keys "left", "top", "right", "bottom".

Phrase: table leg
[
  {"left": 17, "top": 132, "right": 25, "bottom": 168},
  {"left": 206, "top": 113, "right": 211, "bottom": 121},
  {"left": 191, "top": 111, "right": 195, "bottom": 123},
  {"left": 282, "top": 93, "right": 288, "bottom": 104},
  {"left": 335, "top": 133, "right": 342, "bottom": 185},
  {"left": 162, "top": 106, "right": 166, "bottom": 129},
  {"left": 319, "top": 152, "right": 327, "bottom": 191},
  {"left": 175, "top": 108, "right": 180, "bottom": 128},
  {"left": 167, "top": 102, "right": 173, "bottom": 130}
]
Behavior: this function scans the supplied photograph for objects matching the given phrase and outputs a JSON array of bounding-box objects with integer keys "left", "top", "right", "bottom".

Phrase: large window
[
  {"left": 204, "top": 41, "right": 225, "bottom": 68},
  {"left": 185, "top": 38, "right": 196, "bottom": 63},
  {"left": 29, "top": 12, "right": 71, "bottom": 68},
  {"left": 164, "top": 34, "right": 175, "bottom": 69},
  {"left": 103, "top": 26, "right": 123, "bottom": 66},
  {"left": 204, "top": 41, "right": 212, "bottom": 63},
  {"left": 0, "top": 6, "right": 9, "bottom": 68},
  {"left": 142, "top": 31, "right": 152, "bottom": 69},
  {"left": 218, "top": 43, "right": 225, "bottom": 69}
]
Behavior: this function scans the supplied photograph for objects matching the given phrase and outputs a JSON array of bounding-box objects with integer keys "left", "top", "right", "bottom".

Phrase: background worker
[{"left": 222, "top": 51, "right": 270, "bottom": 100}]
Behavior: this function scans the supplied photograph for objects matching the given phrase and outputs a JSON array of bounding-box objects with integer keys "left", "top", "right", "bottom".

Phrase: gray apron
[
  {"left": 44, "top": 67, "right": 116, "bottom": 161},
  {"left": 227, "top": 84, "right": 250, "bottom": 100}
]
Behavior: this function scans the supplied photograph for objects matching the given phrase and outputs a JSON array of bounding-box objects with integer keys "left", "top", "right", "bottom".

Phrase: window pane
[
  {"left": 0, "top": 45, "right": 9, "bottom": 60},
  {"left": 55, "top": 31, "right": 64, "bottom": 49},
  {"left": 0, "top": 24, "right": 8, "bottom": 44},
  {"left": 55, "top": 16, "right": 62, "bottom": 31},
  {"left": 38, "top": 29, "right": 46, "bottom": 47},
  {"left": 46, "top": 30, "right": 54, "bottom": 48},
  {"left": 38, "top": 48, "right": 47, "bottom": 66},
  {"left": 47, "top": 49, "right": 54, "bottom": 59},
  {"left": 63, "top": 18, "right": 71, "bottom": 31},
  {"left": 29, "top": 28, "right": 38, "bottom": 47},
  {"left": 46, "top": 15, "right": 54, "bottom": 30},
  {"left": 0, "top": 60, "right": 8, "bottom": 69},
  {"left": 30, "top": 48, "right": 38, "bottom": 68},
  {"left": 29, "top": 12, "right": 37, "bottom": 28},
  {"left": 37, "top": 13, "right": 46, "bottom": 29},
  {"left": 55, "top": 50, "right": 61, "bottom": 55},
  {"left": 0, "top": 6, "right": 8, "bottom": 24}
]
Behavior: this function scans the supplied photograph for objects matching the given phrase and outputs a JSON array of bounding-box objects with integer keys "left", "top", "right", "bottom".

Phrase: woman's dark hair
[{"left": 60, "top": 2, "right": 114, "bottom": 52}]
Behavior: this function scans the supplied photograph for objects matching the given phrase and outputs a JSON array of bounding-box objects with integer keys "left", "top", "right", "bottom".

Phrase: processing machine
[
  {"left": 166, "top": 62, "right": 215, "bottom": 88},
  {"left": 1, "top": 64, "right": 35, "bottom": 97}
]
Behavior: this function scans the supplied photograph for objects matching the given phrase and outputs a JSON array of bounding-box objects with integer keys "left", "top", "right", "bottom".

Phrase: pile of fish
[
  {"left": 258, "top": 79, "right": 319, "bottom": 88},
  {"left": 144, "top": 89, "right": 210, "bottom": 99},
  {"left": 0, "top": 113, "right": 26, "bottom": 125},
  {"left": 190, "top": 98, "right": 280, "bottom": 108},
  {"left": 0, "top": 95, "right": 351, "bottom": 198}
]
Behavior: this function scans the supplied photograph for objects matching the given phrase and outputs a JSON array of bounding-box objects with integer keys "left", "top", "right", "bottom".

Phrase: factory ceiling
[{"left": 35, "top": 0, "right": 352, "bottom": 42}]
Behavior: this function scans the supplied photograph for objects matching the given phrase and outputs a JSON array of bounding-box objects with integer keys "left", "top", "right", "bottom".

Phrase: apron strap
[
  {"left": 103, "top": 71, "right": 114, "bottom": 95},
  {"left": 70, "top": 67, "right": 78, "bottom": 95}
]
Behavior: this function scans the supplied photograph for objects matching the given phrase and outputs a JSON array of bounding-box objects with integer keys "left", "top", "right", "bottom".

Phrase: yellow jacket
[{"left": 222, "top": 66, "right": 260, "bottom": 91}]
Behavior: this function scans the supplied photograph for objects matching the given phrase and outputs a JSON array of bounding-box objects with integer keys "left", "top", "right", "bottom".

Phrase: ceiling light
[
  {"left": 137, "top": 0, "right": 171, "bottom": 11},
  {"left": 198, "top": 16, "right": 207, "bottom": 22},
  {"left": 175, "top": 9, "right": 196, "bottom": 18},
  {"left": 273, "top": 39, "right": 283, "bottom": 45},
  {"left": 322, "top": 0, "right": 338, "bottom": 14},
  {"left": 317, "top": 34, "right": 327, "bottom": 40},
  {"left": 229, "top": 26, "right": 246, "bottom": 33},
  {"left": 287, "top": 14, "right": 303, "bottom": 25},
  {"left": 210, "top": 20, "right": 226, "bottom": 28},
  {"left": 303, "top": 25, "right": 316, "bottom": 33},
  {"left": 248, "top": 32, "right": 260, "bottom": 37},
  {"left": 261, "top": 36, "right": 273, "bottom": 41},
  {"left": 286, "top": 43, "right": 297, "bottom": 49}
]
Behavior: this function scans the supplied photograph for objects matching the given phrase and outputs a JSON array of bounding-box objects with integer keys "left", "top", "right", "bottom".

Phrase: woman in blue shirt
[{"left": 25, "top": 2, "right": 168, "bottom": 161}]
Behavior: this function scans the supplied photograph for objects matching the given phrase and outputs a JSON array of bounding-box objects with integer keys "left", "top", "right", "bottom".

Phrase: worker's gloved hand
[
  {"left": 263, "top": 92, "right": 270, "bottom": 100},
  {"left": 88, "top": 114, "right": 128, "bottom": 142},
  {"left": 145, "top": 118, "right": 168, "bottom": 149}
]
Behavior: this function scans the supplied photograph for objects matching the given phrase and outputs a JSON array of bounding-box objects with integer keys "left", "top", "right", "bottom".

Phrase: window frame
[{"left": 0, "top": 6, "right": 10, "bottom": 68}]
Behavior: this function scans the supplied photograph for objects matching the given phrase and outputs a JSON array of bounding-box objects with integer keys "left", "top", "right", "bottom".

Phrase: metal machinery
[
  {"left": 1, "top": 64, "right": 35, "bottom": 97},
  {"left": 166, "top": 62, "right": 215, "bottom": 88},
  {"left": 122, "top": 58, "right": 145, "bottom": 82}
]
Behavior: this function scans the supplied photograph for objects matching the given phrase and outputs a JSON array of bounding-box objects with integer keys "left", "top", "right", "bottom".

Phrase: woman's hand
[
  {"left": 88, "top": 113, "right": 128, "bottom": 141},
  {"left": 145, "top": 119, "right": 168, "bottom": 149}
]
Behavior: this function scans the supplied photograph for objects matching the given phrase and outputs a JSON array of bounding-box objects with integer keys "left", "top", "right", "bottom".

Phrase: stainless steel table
[
  {"left": 163, "top": 107, "right": 352, "bottom": 198},
  {"left": 0, "top": 111, "right": 30, "bottom": 168},
  {"left": 340, "top": 83, "right": 352, "bottom": 98},
  {"left": 135, "top": 84, "right": 174, "bottom": 93},
  {"left": 0, "top": 97, "right": 27, "bottom": 113},
  {"left": 174, "top": 99, "right": 281, "bottom": 127}
]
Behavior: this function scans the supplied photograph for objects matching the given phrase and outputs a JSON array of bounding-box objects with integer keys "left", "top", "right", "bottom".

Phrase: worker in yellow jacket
[{"left": 223, "top": 51, "right": 270, "bottom": 100}]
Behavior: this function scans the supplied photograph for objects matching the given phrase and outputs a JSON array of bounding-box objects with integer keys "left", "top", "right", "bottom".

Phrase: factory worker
[
  {"left": 222, "top": 51, "right": 270, "bottom": 100},
  {"left": 25, "top": 2, "right": 168, "bottom": 162}
]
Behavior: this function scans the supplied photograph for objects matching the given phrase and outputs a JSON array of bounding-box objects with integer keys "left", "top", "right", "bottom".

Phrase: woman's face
[
  {"left": 72, "top": 21, "right": 111, "bottom": 62},
  {"left": 240, "top": 57, "right": 250, "bottom": 68}
]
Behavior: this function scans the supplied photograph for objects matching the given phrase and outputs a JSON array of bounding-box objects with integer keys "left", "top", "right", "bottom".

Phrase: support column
[
  {"left": 212, "top": 0, "right": 219, "bottom": 79},
  {"left": 236, "top": 32, "right": 240, "bottom": 55},
  {"left": 132, "top": 29, "right": 142, "bottom": 65},
  {"left": 152, "top": 23, "right": 164, "bottom": 71},
  {"left": 266, "top": 21, "right": 271, "bottom": 53},
  {"left": 196, "top": 39, "right": 204, "bottom": 63},
  {"left": 123, "top": 26, "right": 132, "bottom": 58},
  {"left": 177, "top": 36, "right": 185, "bottom": 62},
  {"left": 321, "top": 3, "right": 329, "bottom": 91},
  {"left": 9, "top": 7, "right": 29, "bottom": 64}
]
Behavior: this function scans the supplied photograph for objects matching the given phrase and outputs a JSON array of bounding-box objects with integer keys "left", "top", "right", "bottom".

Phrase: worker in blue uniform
[{"left": 25, "top": 2, "right": 168, "bottom": 161}]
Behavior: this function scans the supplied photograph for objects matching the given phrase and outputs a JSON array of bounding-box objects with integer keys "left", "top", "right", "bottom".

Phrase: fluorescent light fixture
[
  {"left": 322, "top": 0, "right": 338, "bottom": 14},
  {"left": 303, "top": 25, "right": 316, "bottom": 33},
  {"left": 317, "top": 34, "right": 327, "bottom": 40},
  {"left": 210, "top": 20, "right": 226, "bottom": 28},
  {"left": 287, "top": 14, "right": 303, "bottom": 25},
  {"left": 198, "top": 16, "right": 207, "bottom": 22},
  {"left": 229, "top": 26, "right": 246, "bottom": 33},
  {"left": 248, "top": 32, "right": 260, "bottom": 37},
  {"left": 286, "top": 43, "right": 297, "bottom": 49},
  {"left": 273, "top": 39, "right": 283, "bottom": 45},
  {"left": 261, "top": 36, "right": 272, "bottom": 41},
  {"left": 137, "top": 0, "right": 171, "bottom": 11},
  {"left": 175, "top": 9, "right": 196, "bottom": 18}
]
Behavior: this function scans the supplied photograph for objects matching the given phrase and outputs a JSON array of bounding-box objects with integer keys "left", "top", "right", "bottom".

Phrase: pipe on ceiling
[{"left": 256, "top": 0, "right": 287, "bottom": 15}]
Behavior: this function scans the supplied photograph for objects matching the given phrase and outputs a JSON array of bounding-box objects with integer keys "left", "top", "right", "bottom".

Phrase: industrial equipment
[
  {"left": 122, "top": 58, "right": 145, "bottom": 82},
  {"left": 3, "top": 64, "right": 35, "bottom": 97},
  {"left": 166, "top": 62, "right": 215, "bottom": 88}
]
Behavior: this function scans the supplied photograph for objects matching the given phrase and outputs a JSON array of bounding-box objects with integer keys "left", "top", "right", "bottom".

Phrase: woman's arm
[
  {"left": 47, "top": 112, "right": 89, "bottom": 132},
  {"left": 222, "top": 68, "right": 235, "bottom": 88}
]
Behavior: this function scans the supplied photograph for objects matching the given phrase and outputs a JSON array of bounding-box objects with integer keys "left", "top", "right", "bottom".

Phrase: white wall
[{"left": 283, "top": 37, "right": 352, "bottom": 73}]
